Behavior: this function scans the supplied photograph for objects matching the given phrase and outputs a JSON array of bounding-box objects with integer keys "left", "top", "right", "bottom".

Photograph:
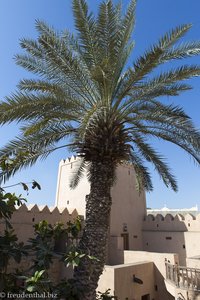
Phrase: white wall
[{"left": 56, "top": 157, "right": 90, "bottom": 216}]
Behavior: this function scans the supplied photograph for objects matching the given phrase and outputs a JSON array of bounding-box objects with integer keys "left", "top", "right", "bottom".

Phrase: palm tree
[{"left": 1, "top": 0, "right": 200, "bottom": 298}]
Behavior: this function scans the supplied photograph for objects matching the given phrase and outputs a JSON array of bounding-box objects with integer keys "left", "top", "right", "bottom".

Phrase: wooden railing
[{"left": 166, "top": 263, "right": 200, "bottom": 291}]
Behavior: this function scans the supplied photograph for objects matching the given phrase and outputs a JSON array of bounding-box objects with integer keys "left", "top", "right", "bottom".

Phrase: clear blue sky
[{"left": 0, "top": 0, "right": 200, "bottom": 209}]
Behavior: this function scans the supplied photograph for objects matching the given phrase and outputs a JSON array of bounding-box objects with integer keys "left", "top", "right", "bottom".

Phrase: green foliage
[
  {"left": 0, "top": 189, "right": 28, "bottom": 292},
  {"left": 65, "top": 251, "right": 86, "bottom": 268},
  {"left": 0, "top": 192, "right": 26, "bottom": 224},
  {"left": 0, "top": 178, "right": 112, "bottom": 299},
  {"left": 25, "top": 270, "right": 50, "bottom": 293},
  {"left": 0, "top": 184, "right": 97, "bottom": 299},
  {"left": 27, "top": 221, "right": 62, "bottom": 272},
  {"left": 67, "top": 217, "right": 82, "bottom": 238},
  {"left": 97, "top": 289, "right": 118, "bottom": 300}
]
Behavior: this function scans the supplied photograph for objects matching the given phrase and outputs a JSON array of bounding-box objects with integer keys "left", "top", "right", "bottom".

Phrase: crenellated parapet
[
  {"left": 143, "top": 213, "right": 200, "bottom": 232},
  {"left": 0, "top": 204, "right": 79, "bottom": 242},
  {"left": 10, "top": 203, "right": 79, "bottom": 223},
  {"left": 59, "top": 155, "right": 79, "bottom": 166}
]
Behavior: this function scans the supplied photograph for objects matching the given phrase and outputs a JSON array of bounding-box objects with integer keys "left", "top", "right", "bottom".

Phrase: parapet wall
[
  {"left": 143, "top": 213, "right": 200, "bottom": 232},
  {"left": 59, "top": 155, "right": 78, "bottom": 166},
  {"left": 0, "top": 204, "right": 80, "bottom": 282},
  {"left": 0, "top": 204, "right": 79, "bottom": 243}
]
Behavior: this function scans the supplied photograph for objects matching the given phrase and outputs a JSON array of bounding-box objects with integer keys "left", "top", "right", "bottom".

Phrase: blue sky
[{"left": 0, "top": 0, "right": 200, "bottom": 209}]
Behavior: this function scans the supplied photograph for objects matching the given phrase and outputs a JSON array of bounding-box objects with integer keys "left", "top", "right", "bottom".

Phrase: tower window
[{"left": 67, "top": 200, "right": 70, "bottom": 205}]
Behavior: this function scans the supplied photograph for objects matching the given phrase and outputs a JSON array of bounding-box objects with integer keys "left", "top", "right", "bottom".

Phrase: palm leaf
[
  {"left": 69, "top": 157, "right": 88, "bottom": 189},
  {"left": 72, "top": 0, "right": 99, "bottom": 67}
]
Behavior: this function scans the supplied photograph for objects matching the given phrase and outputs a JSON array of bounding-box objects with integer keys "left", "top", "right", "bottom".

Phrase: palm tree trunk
[{"left": 73, "top": 161, "right": 115, "bottom": 300}]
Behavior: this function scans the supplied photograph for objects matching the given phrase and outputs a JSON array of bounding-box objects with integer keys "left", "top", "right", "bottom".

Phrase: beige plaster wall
[
  {"left": 0, "top": 204, "right": 78, "bottom": 243},
  {"left": 98, "top": 262, "right": 156, "bottom": 300},
  {"left": 97, "top": 266, "right": 115, "bottom": 296},
  {"left": 143, "top": 214, "right": 200, "bottom": 266},
  {"left": 110, "top": 164, "right": 146, "bottom": 252},
  {"left": 143, "top": 213, "right": 199, "bottom": 232},
  {"left": 0, "top": 204, "right": 79, "bottom": 282},
  {"left": 56, "top": 157, "right": 147, "bottom": 263},
  {"left": 124, "top": 251, "right": 178, "bottom": 300},
  {"left": 142, "top": 231, "right": 187, "bottom": 265},
  {"left": 184, "top": 232, "right": 200, "bottom": 262},
  {"left": 186, "top": 257, "right": 200, "bottom": 270},
  {"left": 0, "top": 204, "right": 78, "bottom": 283}
]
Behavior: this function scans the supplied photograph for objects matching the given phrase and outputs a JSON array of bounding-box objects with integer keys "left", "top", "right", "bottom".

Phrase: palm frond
[
  {"left": 0, "top": 143, "right": 72, "bottom": 184},
  {"left": 129, "top": 151, "right": 153, "bottom": 192},
  {"left": 0, "top": 92, "right": 80, "bottom": 125},
  {"left": 19, "top": 38, "right": 44, "bottom": 58},
  {"left": 132, "top": 136, "right": 177, "bottom": 191},
  {"left": 0, "top": 123, "right": 75, "bottom": 158},
  {"left": 69, "top": 157, "right": 88, "bottom": 189},
  {"left": 96, "top": 1, "right": 136, "bottom": 101},
  {"left": 36, "top": 22, "right": 99, "bottom": 105},
  {"left": 121, "top": 0, "right": 136, "bottom": 45},
  {"left": 115, "top": 24, "right": 195, "bottom": 105},
  {"left": 18, "top": 79, "right": 64, "bottom": 94},
  {"left": 161, "top": 41, "right": 200, "bottom": 61},
  {"left": 128, "top": 121, "right": 200, "bottom": 165},
  {"left": 72, "top": 0, "right": 99, "bottom": 67},
  {"left": 131, "top": 83, "right": 192, "bottom": 100},
  {"left": 158, "top": 24, "right": 192, "bottom": 49},
  {"left": 97, "top": 0, "right": 121, "bottom": 62},
  {"left": 138, "top": 65, "right": 200, "bottom": 90}
]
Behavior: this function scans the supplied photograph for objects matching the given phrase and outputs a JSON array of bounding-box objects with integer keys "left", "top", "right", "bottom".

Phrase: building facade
[
  {"left": 2, "top": 157, "right": 200, "bottom": 299},
  {"left": 56, "top": 157, "right": 200, "bottom": 299}
]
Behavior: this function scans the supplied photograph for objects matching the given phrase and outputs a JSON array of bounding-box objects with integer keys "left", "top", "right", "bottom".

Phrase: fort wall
[
  {"left": 0, "top": 204, "right": 78, "bottom": 243},
  {"left": 56, "top": 156, "right": 90, "bottom": 216},
  {"left": 56, "top": 156, "right": 147, "bottom": 264},
  {"left": 143, "top": 213, "right": 200, "bottom": 265},
  {"left": 0, "top": 204, "right": 79, "bottom": 282}
]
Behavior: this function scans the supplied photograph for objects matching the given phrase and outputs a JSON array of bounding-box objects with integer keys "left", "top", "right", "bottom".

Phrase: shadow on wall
[{"left": 143, "top": 213, "right": 189, "bottom": 265}]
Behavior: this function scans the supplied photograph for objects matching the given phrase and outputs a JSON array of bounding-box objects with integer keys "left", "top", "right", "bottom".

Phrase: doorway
[
  {"left": 121, "top": 233, "right": 129, "bottom": 250},
  {"left": 141, "top": 294, "right": 150, "bottom": 300}
]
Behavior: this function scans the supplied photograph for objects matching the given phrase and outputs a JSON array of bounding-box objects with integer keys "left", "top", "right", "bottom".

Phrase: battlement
[
  {"left": 14, "top": 203, "right": 78, "bottom": 217},
  {"left": 143, "top": 213, "right": 200, "bottom": 232},
  {"left": 59, "top": 155, "right": 79, "bottom": 166},
  {"left": 0, "top": 204, "right": 79, "bottom": 243}
]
